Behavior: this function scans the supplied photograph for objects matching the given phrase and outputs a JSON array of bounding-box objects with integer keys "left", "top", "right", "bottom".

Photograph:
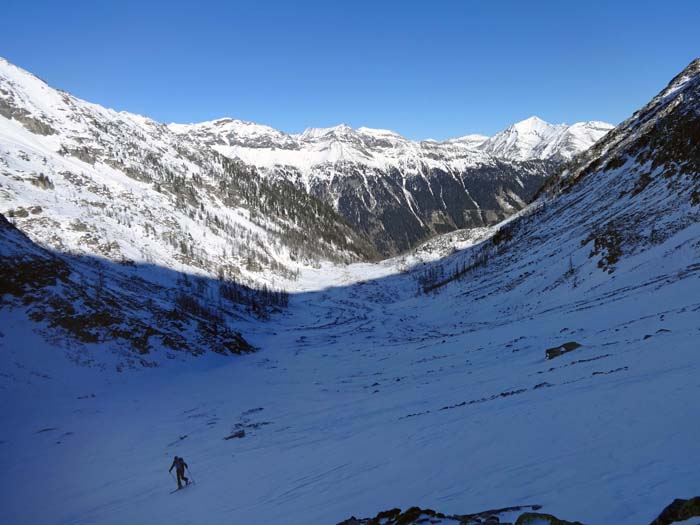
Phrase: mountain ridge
[
  {"left": 172, "top": 113, "right": 610, "bottom": 254},
  {"left": 0, "top": 56, "right": 377, "bottom": 293},
  {"left": 170, "top": 115, "right": 612, "bottom": 169},
  {"left": 1, "top": 56, "right": 611, "bottom": 257}
]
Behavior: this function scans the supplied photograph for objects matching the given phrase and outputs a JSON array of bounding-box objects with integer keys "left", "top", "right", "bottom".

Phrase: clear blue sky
[{"left": 2, "top": 0, "right": 698, "bottom": 139}]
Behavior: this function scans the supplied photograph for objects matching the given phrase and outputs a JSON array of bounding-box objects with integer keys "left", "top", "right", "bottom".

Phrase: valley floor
[{"left": 1, "top": 248, "right": 699, "bottom": 525}]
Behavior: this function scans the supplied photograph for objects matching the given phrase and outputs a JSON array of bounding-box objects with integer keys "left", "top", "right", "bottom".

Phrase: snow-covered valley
[
  {"left": 2, "top": 224, "right": 699, "bottom": 524},
  {"left": 1, "top": 54, "right": 700, "bottom": 525}
]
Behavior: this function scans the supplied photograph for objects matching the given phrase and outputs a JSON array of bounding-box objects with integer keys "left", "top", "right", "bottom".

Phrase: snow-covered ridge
[
  {"left": 545, "top": 57, "right": 700, "bottom": 196},
  {"left": 0, "top": 54, "right": 612, "bottom": 265},
  {"left": 171, "top": 118, "right": 490, "bottom": 177},
  {"left": 477, "top": 116, "right": 614, "bottom": 161},
  {"left": 170, "top": 114, "right": 612, "bottom": 176},
  {"left": 169, "top": 112, "right": 610, "bottom": 254}
]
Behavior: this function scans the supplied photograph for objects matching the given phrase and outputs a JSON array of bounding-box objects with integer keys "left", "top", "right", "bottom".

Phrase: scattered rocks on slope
[
  {"left": 545, "top": 341, "right": 582, "bottom": 360},
  {"left": 337, "top": 504, "right": 546, "bottom": 525},
  {"left": 338, "top": 496, "right": 700, "bottom": 525},
  {"left": 223, "top": 430, "right": 245, "bottom": 440}
]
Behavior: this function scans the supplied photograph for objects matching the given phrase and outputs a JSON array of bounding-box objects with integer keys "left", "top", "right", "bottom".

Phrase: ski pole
[
  {"left": 186, "top": 467, "right": 196, "bottom": 484},
  {"left": 169, "top": 471, "right": 178, "bottom": 486}
]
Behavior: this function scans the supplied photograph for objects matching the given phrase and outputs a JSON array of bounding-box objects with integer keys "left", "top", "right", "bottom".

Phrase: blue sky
[{"left": 2, "top": 0, "right": 698, "bottom": 139}]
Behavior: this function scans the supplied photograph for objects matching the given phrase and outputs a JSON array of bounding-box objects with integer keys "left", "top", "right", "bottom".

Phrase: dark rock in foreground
[
  {"left": 337, "top": 504, "right": 545, "bottom": 525},
  {"left": 650, "top": 497, "right": 700, "bottom": 525},
  {"left": 515, "top": 512, "right": 583, "bottom": 524},
  {"left": 338, "top": 495, "right": 700, "bottom": 525}
]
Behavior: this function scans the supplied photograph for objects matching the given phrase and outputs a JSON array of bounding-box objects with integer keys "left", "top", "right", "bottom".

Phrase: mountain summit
[
  {"left": 172, "top": 115, "right": 611, "bottom": 169},
  {"left": 478, "top": 116, "right": 614, "bottom": 161}
]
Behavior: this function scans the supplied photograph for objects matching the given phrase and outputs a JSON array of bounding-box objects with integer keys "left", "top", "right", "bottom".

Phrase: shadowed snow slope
[{"left": 0, "top": 60, "right": 698, "bottom": 525}]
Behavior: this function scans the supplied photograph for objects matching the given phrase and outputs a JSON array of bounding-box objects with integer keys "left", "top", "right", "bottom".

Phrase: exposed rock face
[
  {"left": 306, "top": 159, "right": 554, "bottom": 254},
  {"left": 650, "top": 497, "right": 700, "bottom": 525},
  {"left": 0, "top": 213, "right": 257, "bottom": 367},
  {"left": 0, "top": 92, "right": 57, "bottom": 135}
]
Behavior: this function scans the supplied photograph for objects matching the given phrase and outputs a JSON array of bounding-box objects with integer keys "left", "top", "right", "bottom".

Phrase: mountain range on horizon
[
  {"left": 0, "top": 56, "right": 613, "bottom": 259},
  {"left": 169, "top": 114, "right": 613, "bottom": 163}
]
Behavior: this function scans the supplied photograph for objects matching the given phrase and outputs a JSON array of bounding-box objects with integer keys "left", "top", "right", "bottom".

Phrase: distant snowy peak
[
  {"left": 169, "top": 119, "right": 500, "bottom": 176},
  {"left": 169, "top": 118, "right": 296, "bottom": 149},
  {"left": 171, "top": 115, "right": 610, "bottom": 172},
  {"left": 479, "top": 116, "right": 614, "bottom": 161},
  {"left": 443, "top": 133, "right": 490, "bottom": 148},
  {"left": 297, "top": 123, "right": 355, "bottom": 141}
]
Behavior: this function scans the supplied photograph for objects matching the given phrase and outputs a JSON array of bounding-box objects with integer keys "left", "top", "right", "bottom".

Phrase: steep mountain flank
[
  {"left": 0, "top": 57, "right": 376, "bottom": 294},
  {"left": 0, "top": 213, "right": 258, "bottom": 366},
  {"left": 172, "top": 117, "right": 609, "bottom": 254}
]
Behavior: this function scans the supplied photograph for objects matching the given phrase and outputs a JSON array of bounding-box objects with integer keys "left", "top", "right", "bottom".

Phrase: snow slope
[
  {"left": 1, "top": 59, "right": 699, "bottom": 525},
  {"left": 1, "top": 221, "right": 698, "bottom": 524}
]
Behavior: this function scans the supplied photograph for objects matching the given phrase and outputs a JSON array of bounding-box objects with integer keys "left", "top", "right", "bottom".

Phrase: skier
[{"left": 169, "top": 455, "right": 190, "bottom": 489}]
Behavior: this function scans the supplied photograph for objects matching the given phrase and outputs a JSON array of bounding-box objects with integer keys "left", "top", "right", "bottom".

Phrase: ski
[{"left": 170, "top": 482, "right": 194, "bottom": 494}]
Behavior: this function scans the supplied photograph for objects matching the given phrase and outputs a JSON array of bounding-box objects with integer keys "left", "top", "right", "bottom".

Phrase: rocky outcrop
[
  {"left": 337, "top": 495, "right": 700, "bottom": 525},
  {"left": 310, "top": 160, "right": 553, "bottom": 255},
  {"left": 545, "top": 341, "right": 582, "bottom": 360},
  {"left": 650, "top": 497, "right": 700, "bottom": 525},
  {"left": 0, "top": 213, "right": 258, "bottom": 368},
  {"left": 338, "top": 504, "right": 547, "bottom": 525},
  {"left": 0, "top": 214, "right": 70, "bottom": 299},
  {"left": 0, "top": 94, "right": 57, "bottom": 135},
  {"left": 515, "top": 512, "right": 583, "bottom": 525}
]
